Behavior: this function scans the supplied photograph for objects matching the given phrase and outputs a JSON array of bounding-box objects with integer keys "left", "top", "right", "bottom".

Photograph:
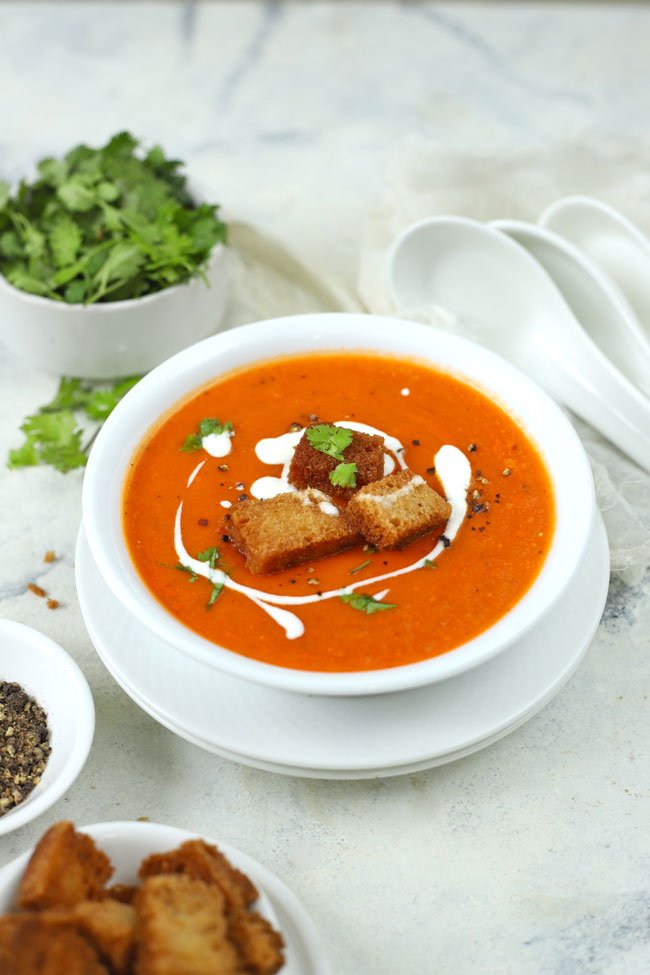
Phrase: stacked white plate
[{"left": 75, "top": 512, "right": 609, "bottom": 780}]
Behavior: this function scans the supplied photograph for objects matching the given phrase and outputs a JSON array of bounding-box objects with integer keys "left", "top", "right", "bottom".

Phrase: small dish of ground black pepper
[{"left": 0, "top": 619, "right": 95, "bottom": 835}]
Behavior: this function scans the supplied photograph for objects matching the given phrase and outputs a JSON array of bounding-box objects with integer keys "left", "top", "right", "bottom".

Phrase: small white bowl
[
  {"left": 0, "top": 820, "right": 328, "bottom": 973},
  {"left": 0, "top": 244, "right": 228, "bottom": 380},
  {"left": 82, "top": 313, "right": 596, "bottom": 697},
  {"left": 0, "top": 620, "right": 95, "bottom": 835}
]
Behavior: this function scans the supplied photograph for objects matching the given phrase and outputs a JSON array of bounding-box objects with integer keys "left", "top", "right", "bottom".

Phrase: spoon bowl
[
  {"left": 540, "top": 195, "right": 650, "bottom": 350},
  {"left": 492, "top": 218, "right": 650, "bottom": 398},
  {"left": 388, "top": 216, "right": 650, "bottom": 472}
]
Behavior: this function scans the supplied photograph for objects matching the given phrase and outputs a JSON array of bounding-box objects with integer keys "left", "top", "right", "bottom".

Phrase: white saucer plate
[
  {"left": 0, "top": 820, "right": 327, "bottom": 975},
  {"left": 76, "top": 516, "right": 609, "bottom": 779}
]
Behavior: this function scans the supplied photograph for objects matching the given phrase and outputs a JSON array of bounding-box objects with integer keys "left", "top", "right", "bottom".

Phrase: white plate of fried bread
[
  {"left": 0, "top": 820, "right": 328, "bottom": 974},
  {"left": 76, "top": 516, "right": 609, "bottom": 778}
]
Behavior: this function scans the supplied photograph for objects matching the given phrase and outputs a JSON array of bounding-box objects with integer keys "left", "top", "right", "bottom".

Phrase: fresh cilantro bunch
[
  {"left": 8, "top": 375, "right": 141, "bottom": 472},
  {"left": 0, "top": 132, "right": 227, "bottom": 305}
]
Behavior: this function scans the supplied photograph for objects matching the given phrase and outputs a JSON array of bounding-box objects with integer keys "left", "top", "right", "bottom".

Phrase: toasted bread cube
[
  {"left": 288, "top": 425, "right": 385, "bottom": 502},
  {"left": 345, "top": 470, "right": 451, "bottom": 550},
  {"left": 133, "top": 874, "right": 238, "bottom": 975},
  {"left": 0, "top": 914, "right": 109, "bottom": 975},
  {"left": 72, "top": 900, "right": 137, "bottom": 975},
  {"left": 17, "top": 821, "right": 113, "bottom": 911},
  {"left": 139, "top": 839, "right": 257, "bottom": 914},
  {"left": 225, "top": 490, "right": 361, "bottom": 575},
  {"left": 228, "top": 910, "right": 285, "bottom": 975}
]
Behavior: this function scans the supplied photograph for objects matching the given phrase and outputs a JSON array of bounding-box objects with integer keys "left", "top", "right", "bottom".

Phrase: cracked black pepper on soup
[{"left": 0, "top": 681, "right": 51, "bottom": 815}]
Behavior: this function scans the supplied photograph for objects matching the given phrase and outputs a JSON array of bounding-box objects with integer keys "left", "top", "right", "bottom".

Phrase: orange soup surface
[{"left": 122, "top": 352, "right": 555, "bottom": 672}]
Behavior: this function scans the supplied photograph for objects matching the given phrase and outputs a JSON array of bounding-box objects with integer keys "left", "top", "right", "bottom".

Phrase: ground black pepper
[{"left": 0, "top": 681, "right": 51, "bottom": 816}]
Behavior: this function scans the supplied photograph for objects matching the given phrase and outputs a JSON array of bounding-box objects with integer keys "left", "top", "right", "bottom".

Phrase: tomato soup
[{"left": 122, "top": 352, "right": 555, "bottom": 672}]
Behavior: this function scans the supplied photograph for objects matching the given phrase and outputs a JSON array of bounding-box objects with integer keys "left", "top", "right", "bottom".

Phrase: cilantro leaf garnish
[
  {"left": 306, "top": 424, "right": 352, "bottom": 461},
  {"left": 196, "top": 546, "right": 220, "bottom": 571},
  {"left": 330, "top": 461, "right": 357, "bottom": 489},
  {"left": 181, "top": 418, "right": 233, "bottom": 452},
  {"left": 207, "top": 582, "right": 224, "bottom": 608},
  {"left": 0, "top": 131, "right": 227, "bottom": 305},
  {"left": 7, "top": 375, "right": 141, "bottom": 473},
  {"left": 349, "top": 559, "right": 371, "bottom": 575},
  {"left": 340, "top": 592, "right": 397, "bottom": 614}
]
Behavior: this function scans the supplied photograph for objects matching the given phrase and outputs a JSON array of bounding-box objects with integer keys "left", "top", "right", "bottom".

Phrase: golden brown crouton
[
  {"left": 345, "top": 470, "right": 451, "bottom": 549},
  {"left": 17, "top": 821, "right": 113, "bottom": 911},
  {"left": 133, "top": 874, "right": 238, "bottom": 975},
  {"left": 72, "top": 899, "right": 137, "bottom": 975},
  {"left": 288, "top": 425, "right": 385, "bottom": 502},
  {"left": 0, "top": 914, "right": 109, "bottom": 975},
  {"left": 138, "top": 839, "right": 258, "bottom": 914},
  {"left": 228, "top": 910, "right": 285, "bottom": 975},
  {"left": 226, "top": 490, "right": 361, "bottom": 575}
]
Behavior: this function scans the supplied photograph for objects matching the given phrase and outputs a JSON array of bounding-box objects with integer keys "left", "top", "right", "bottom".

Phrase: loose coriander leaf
[
  {"left": 176, "top": 563, "right": 198, "bottom": 582},
  {"left": 83, "top": 375, "right": 141, "bottom": 420},
  {"left": 7, "top": 440, "right": 39, "bottom": 468},
  {"left": 181, "top": 433, "right": 202, "bottom": 452},
  {"left": 207, "top": 581, "right": 224, "bottom": 608},
  {"left": 340, "top": 592, "right": 397, "bottom": 614},
  {"left": 57, "top": 177, "right": 97, "bottom": 212},
  {"left": 196, "top": 546, "right": 220, "bottom": 571},
  {"left": 306, "top": 423, "right": 353, "bottom": 461},
  {"left": 198, "top": 418, "right": 232, "bottom": 437},
  {"left": 330, "top": 462, "right": 357, "bottom": 489}
]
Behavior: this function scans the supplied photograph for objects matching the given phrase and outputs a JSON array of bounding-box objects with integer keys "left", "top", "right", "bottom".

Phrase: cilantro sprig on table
[
  {"left": 8, "top": 375, "right": 141, "bottom": 472},
  {"left": 306, "top": 423, "right": 358, "bottom": 488},
  {"left": 0, "top": 131, "right": 227, "bottom": 304}
]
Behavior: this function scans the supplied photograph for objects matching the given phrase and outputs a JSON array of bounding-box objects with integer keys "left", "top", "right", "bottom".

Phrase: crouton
[
  {"left": 133, "top": 874, "right": 238, "bottom": 975},
  {"left": 139, "top": 839, "right": 257, "bottom": 914},
  {"left": 288, "top": 424, "right": 385, "bottom": 502},
  {"left": 17, "top": 821, "right": 113, "bottom": 911},
  {"left": 0, "top": 913, "right": 109, "bottom": 975},
  {"left": 345, "top": 469, "right": 451, "bottom": 549},
  {"left": 225, "top": 490, "right": 361, "bottom": 575},
  {"left": 228, "top": 910, "right": 285, "bottom": 975},
  {"left": 72, "top": 899, "right": 137, "bottom": 975}
]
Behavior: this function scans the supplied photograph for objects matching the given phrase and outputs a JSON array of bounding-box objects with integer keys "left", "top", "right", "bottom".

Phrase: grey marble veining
[{"left": 0, "top": 4, "right": 649, "bottom": 974}]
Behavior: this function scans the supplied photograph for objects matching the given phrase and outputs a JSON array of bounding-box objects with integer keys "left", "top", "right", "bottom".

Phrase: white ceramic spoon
[
  {"left": 540, "top": 195, "right": 650, "bottom": 350},
  {"left": 492, "top": 218, "right": 650, "bottom": 398},
  {"left": 388, "top": 216, "right": 650, "bottom": 472}
]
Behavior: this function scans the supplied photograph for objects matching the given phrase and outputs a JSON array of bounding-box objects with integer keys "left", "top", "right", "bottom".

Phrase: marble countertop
[{"left": 1, "top": 3, "right": 649, "bottom": 973}]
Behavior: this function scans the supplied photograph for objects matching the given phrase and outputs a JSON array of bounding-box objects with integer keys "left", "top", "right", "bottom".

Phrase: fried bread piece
[
  {"left": 225, "top": 490, "right": 361, "bottom": 575},
  {"left": 17, "top": 821, "right": 113, "bottom": 910},
  {"left": 288, "top": 425, "right": 385, "bottom": 502},
  {"left": 345, "top": 469, "right": 451, "bottom": 549},
  {"left": 0, "top": 914, "right": 109, "bottom": 975},
  {"left": 228, "top": 910, "right": 285, "bottom": 975},
  {"left": 72, "top": 899, "right": 137, "bottom": 975},
  {"left": 133, "top": 874, "right": 238, "bottom": 975},
  {"left": 139, "top": 839, "right": 257, "bottom": 914}
]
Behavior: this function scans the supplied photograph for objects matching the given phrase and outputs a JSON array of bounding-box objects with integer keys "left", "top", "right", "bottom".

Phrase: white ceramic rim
[
  {"left": 0, "top": 620, "right": 95, "bottom": 835},
  {"left": 0, "top": 820, "right": 329, "bottom": 974},
  {"left": 82, "top": 312, "right": 595, "bottom": 696}
]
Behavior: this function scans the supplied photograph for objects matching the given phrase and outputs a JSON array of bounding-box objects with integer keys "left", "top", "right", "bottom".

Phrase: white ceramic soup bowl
[{"left": 82, "top": 313, "right": 595, "bottom": 697}]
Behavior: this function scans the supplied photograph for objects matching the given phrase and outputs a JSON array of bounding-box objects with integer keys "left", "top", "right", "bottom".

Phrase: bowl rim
[
  {"left": 0, "top": 620, "right": 95, "bottom": 835},
  {"left": 82, "top": 312, "right": 595, "bottom": 696}
]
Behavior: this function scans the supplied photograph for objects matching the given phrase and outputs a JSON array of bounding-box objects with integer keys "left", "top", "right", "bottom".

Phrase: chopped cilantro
[
  {"left": 306, "top": 423, "right": 352, "bottom": 461},
  {"left": 207, "top": 581, "right": 224, "bottom": 608},
  {"left": 330, "top": 461, "right": 357, "bottom": 489},
  {"left": 423, "top": 559, "right": 437, "bottom": 568},
  {"left": 181, "top": 418, "right": 233, "bottom": 452},
  {"left": 176, "top": 563, "right": 198, "bottom": 582},
  {"left": 340, "top": 592, "right": 397, "bottom": 614},
  {"left": 7, "top": 375, "right": 141, "bottom": 473},
  {"left": 349, "top": 559, "right": 372, "bottom": 575},
  {"left": 196, "top": 546, "right": 220, "bottom": 571},
  {"left": 0, "top": 131, "right": 227, "bottom": 304}
]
